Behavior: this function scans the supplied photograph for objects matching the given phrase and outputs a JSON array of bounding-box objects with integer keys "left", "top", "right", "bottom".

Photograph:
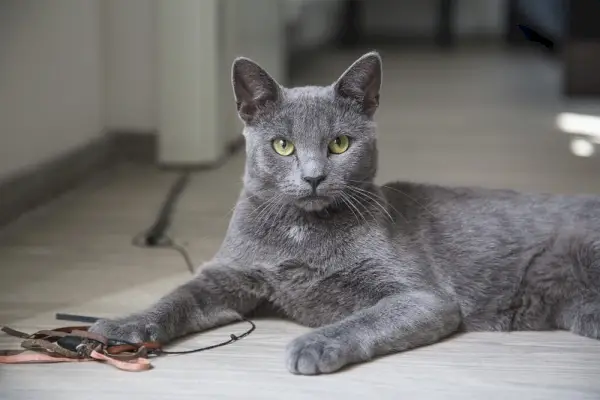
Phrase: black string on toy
[
  {"left": 154, "top": 319, "right": 255, "bottom": 356},
  {"left": 102, "top": 319, "right": 256, "bottom": 356}
]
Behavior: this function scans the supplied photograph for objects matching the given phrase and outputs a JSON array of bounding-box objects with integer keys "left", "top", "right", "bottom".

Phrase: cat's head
[{"left": 232, "top": 52, "right": 381, "bottom": 212}]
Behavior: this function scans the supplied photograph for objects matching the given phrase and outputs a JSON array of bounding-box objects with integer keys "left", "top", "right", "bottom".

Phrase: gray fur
[{"left": 90, "top": 52, "right": 600, "bottom": 375}]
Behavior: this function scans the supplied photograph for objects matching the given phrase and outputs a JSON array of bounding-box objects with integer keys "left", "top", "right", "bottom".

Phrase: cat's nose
[{"left": 303, "top": 175, "right": 326, "bottom": 191}]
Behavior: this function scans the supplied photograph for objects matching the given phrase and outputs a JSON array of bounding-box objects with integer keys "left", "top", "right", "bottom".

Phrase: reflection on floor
[{"left": 2, "top": 47, "right": 600, "bottom": 399}]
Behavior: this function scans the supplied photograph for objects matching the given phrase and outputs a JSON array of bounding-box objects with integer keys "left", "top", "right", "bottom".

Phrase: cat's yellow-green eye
[
  {"left": 328, "top": 135, "right": 350, "bottom": 154},
  {"left": 273, "top": 139, "right": 295, "bottom": 156}
]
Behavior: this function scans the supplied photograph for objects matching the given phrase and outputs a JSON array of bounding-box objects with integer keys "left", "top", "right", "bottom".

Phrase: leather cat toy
[{"left": 0, "top": 325, "right": 156, "bottom": 371}]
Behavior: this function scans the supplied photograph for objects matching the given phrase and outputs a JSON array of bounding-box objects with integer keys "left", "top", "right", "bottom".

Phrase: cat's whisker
[
  {"left": 244, "top": 192, "right": 269, "bottom": 218},
  {"left": 340, "top": 192, "right": 367, "bottom": 222},
  {"left": 339, "top": 193, "right": 359, "bottom": 225},
  {"left": 249, "top": 193, "right": 284, "bottom": 225},
  {"left": 346, "top": 179, "right": 426, "bottom": 221},
  {"left": 272, "top": 197, "right": 289, "bottom": 225},
  {"left": 348, "top": 185, "right": 408, "bottom": 224},
  {"left": 224, "top": 204, "right": 237, "bottom": 218},
  {"left": 224, "top": 192, "right": 262, "bottom": 220},
  {"left": 339, "top": 192, "right": 363, "bottom": 225},
  {"left": 264, "top": 194, "right": 287, "bottom": 223},
  {"left": 353, "top": 192, "right": 393, "bottom": 224},
  {"left": 379, "top": 185, "right": 436, "bottom": 218},
  {"left": 346, "top": 186, "right": 397, "bottom": 224},
  {"left": 345, "top": 190, "right": 378, "bottom": 224},
  {"left": 246, "top": 197, "right": 273, "bottom": 222}
]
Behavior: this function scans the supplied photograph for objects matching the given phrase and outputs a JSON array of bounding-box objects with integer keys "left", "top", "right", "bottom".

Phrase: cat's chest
[
  {"left": 226, "top": 204, "right": 388, "bottom": 267},
  {"left": 262, "top": 220, "right": 362, "bottom": 266},
  {"left": 281, "top": 223, "right": 320, "bottom": 244}
]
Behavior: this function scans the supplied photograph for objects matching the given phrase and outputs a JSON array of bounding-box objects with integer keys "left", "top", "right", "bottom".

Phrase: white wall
[
  {"left": 0, "top": 0, "right": 105, "bottom": 181},
  {"left": 157, "top": 0, "right": 286, "bottom": 165},
  {"left": 0, "top": 0, "right": 504, "bottom": 179},
  {"left": 220, "top": 0, "right": 286, "bottom": 147},
  {"left": 156, "top": 0, "right": 221, "bottom": 164},
  {"left": 0, "top": 0, "right": 288, "bottom": 175},
  {"left": 104, "top": 0, "right": 156, "bottom": 132}
]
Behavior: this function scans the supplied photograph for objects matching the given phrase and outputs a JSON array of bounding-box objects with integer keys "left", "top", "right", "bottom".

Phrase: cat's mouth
[{"left": 295, "top": 195, "right": 332, "bottom": 212}]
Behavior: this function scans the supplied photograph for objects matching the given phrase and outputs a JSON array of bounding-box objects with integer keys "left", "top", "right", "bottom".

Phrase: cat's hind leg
[
  {"left": 559, "top": 296, "right": 600, "bottom": 339},
  {"left": 554, "top": 233, "right": 600, "bottom": 339}
]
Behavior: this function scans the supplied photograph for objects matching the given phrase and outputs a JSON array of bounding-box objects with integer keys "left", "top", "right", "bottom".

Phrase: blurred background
[
  {"left": 3, "top": 0, "right": 600, "bottom": 275},
  {"left": 2, "top": 0, "right": 600, "bottom": 317},
  {"left": 3, "top": 1, "right": 600, "bottom": 395},
  {"left": 2, "top": 1, "right": 600, "bottom": 227}
]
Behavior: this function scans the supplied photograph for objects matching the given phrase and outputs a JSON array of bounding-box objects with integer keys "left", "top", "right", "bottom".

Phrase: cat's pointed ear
[
  {"left": 334, "top": 51, "right": 382, "bottom": 117},
  {"left": 232, "top": 57, "right": 281, "bottom": 124}
]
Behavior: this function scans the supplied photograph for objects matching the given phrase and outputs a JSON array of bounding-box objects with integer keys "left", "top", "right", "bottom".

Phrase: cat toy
[
  {"left": 0, "top": 325, "right": 155, "bottom": 371},
  {"left": 0, "top": 315, "right": 255, "bottom": 372}
]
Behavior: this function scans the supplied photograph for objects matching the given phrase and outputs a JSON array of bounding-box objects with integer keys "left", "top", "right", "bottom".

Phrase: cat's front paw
[
  {"left": 285, "top": 332, "right": 349, "bottom": 375},
  {"left": 88, "top": 317, "right": 167, "bottom": 344}
]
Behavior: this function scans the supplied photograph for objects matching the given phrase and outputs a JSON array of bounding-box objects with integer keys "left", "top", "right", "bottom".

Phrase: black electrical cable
[
  {"left": 131, "top": 231, "right": 195, "bottom": 274},
  {"left": 142, "top": 171, "right": 190, "bottom": 246},
  {"left": 131, "top": 171, "right": 196, "bottom": 274}
]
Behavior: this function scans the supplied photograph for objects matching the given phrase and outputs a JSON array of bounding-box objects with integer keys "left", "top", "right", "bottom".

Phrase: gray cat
[{"left": 90, "top": 52, "right": 600, "bottom": 375}]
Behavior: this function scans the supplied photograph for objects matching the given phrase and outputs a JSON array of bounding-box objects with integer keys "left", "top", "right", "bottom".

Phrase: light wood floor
[{"left": 2, "top": 47, "right": 600, "bottom": 399}]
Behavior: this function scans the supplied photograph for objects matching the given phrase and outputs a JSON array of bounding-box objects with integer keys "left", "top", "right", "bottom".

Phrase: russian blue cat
[{"left": 91, "top": 52, "right": 600, "bottom": 375}]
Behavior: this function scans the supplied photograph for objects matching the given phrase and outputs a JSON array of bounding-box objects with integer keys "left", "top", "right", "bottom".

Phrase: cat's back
[
  {"left": 382, "top": 181, "right": 600, "bottom": 278},
  {"left": 381, "top": 180, "right": 600, "bottom": 229}
]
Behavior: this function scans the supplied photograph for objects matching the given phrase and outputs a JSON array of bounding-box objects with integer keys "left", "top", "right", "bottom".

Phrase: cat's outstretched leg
[
  {"left": 285, "top": 291, "right": 461, "bottom": 375},
  {"left": 89, "top": 263, "right": 269, "bottom": 344}
]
